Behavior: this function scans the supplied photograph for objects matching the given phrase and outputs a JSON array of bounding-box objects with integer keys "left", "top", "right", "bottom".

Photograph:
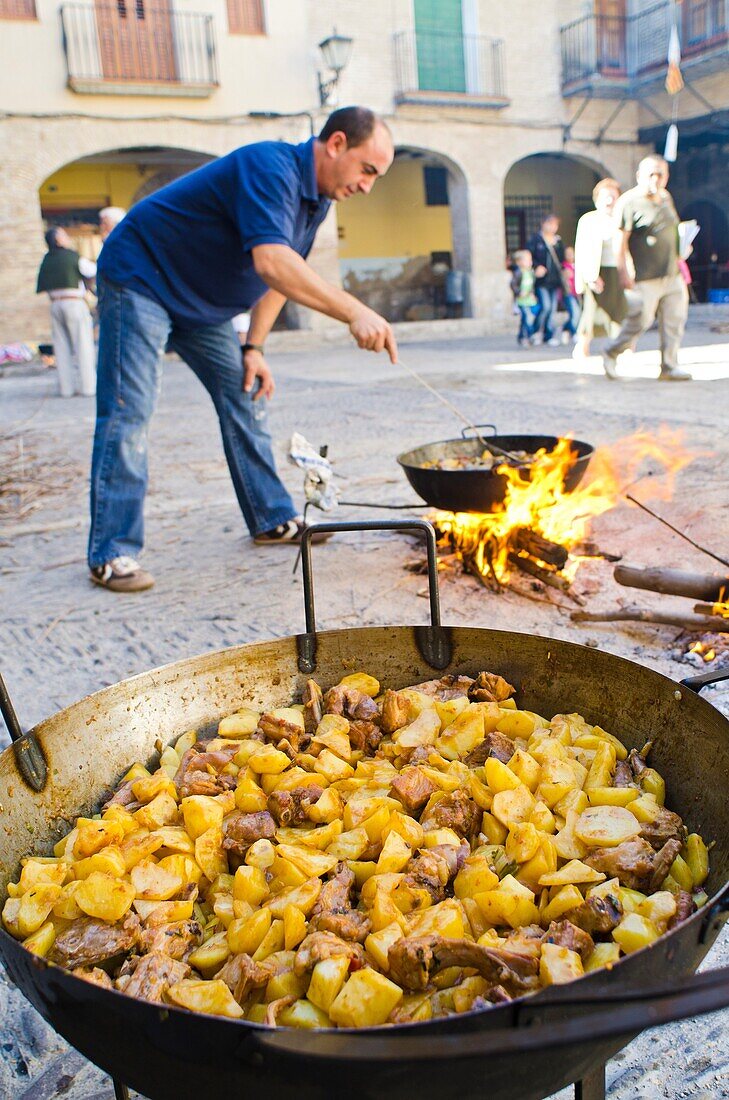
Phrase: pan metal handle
[
  {"left": 460, "top": 422, "right": 497, "bottom": 439},
  {"left": 0, "top": 673, "right": 48, "bottom": 792},
  {"left": 680, "top": 667, "right": 729, "bottom": 693},
  {"left": 250, "top": 965, "right": 729, "bottom": 1064},
  {"left": 297, "top": 519, "right": 451, "bottom": 674}
]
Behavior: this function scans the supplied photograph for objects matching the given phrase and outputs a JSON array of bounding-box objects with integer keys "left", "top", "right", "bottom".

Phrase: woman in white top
[{"left": 574, "top": 178, "right": 628, "bottom": 358}]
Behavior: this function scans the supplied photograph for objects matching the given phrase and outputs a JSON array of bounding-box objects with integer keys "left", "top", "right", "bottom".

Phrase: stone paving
[{"left": 1, "top": 319, "right": 728, "bottom": 1098}]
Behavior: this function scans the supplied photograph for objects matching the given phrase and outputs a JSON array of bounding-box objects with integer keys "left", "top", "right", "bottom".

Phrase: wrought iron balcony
[
  {"left": 561, "top": 0, "right": 728, "bottom": 95},
  {"left": 60, "top": 2, "right": 218, "bottom": 96},
  {"left": 394, "top": 30, "right": 508, "bottom": 107}
]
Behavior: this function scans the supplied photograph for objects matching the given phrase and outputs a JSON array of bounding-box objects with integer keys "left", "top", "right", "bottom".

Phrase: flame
[
  {"left": 434, "top": 427, "right": 698, "bottom": 586},
  {"left": 689, "top": 641, "right": 717, "bottom": 662}
]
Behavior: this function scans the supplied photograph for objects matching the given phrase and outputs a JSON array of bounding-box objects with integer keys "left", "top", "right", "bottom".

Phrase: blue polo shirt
[{"left": 98, "top": 138, "right": 330, "bottom": 328}]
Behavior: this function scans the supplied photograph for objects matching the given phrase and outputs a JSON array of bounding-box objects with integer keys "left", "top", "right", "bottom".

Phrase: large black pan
[
  {"left": 398, "top": 425, "right": 594, "bottom": 513},
  {"left": 1, "top": 520, "right": 728, "bottom": 1100}
]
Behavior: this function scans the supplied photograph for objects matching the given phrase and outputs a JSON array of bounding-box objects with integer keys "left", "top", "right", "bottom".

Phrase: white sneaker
[
  {"left": 560, "top": 331, "right": 570, "bottom": 345},
  {"left": 547, "top": 337, "right": 560, "bottom": 348},
  {"left": 90, "top": 556, "right": 155, "bottom": 592},
  {"left": 531, "top": 333, "right": 543, "bottom": 346}
]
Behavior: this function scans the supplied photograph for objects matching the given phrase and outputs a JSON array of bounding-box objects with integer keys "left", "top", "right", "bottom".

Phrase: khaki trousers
[
  {"left": 50, "top": 298, "right": 96, "bottom": 397},
  {"left": 605, "top": 274, "right": 688, "bottom": 372}
]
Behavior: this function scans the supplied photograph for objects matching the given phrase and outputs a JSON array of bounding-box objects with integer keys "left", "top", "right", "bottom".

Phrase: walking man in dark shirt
[
  {"left": 90, "top": 107, "right": 397, "bottom": 592},
  {"left": 602, "top": 155, "right": 690, "bottom": 382}
]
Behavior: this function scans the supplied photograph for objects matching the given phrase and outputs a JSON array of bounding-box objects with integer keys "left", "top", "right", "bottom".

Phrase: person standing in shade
[
  {"left": 527, "top": 214, "right": 566, "bottom": 347},
  {"left": 574, "top": 178, "right": 628, "bottom": 359},
  {"left": 36, "top": 227, "right": 97, "bottom": 398},
  {"left": 89, "top": 106, "right": 397, "bottom": 593},
  {"left": 602, "top": 156, "right": 690, "bottom": 381}
]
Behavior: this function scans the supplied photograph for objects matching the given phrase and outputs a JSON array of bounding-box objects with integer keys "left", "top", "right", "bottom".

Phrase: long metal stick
[
  {"left": 397, "top": 361, "right": 526, "bottom": 465},
  {"left": 625, "top": 494, "right": 729, "bottom": 569}
]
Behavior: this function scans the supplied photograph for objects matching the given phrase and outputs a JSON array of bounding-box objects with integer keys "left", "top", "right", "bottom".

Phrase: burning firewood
[{"left": 570, "top": 606, "right": 729, "bottom": 633}]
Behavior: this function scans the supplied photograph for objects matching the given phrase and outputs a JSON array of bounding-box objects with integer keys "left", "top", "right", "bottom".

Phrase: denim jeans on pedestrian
[
  {"left": 562, "top": 294, "right": 581, "bottom": 336},
  {"left": 535, "top": 286, "right": 560, "bottom": 341},
  {"left": 88, "top": 279, "right": 297, "bottom": 567},
  {"left": 516, "top": 305, "right": 537, "bottom": 342}
]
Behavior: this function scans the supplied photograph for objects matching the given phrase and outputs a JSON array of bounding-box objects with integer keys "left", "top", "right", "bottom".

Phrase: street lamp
[{"left": 317, "top": 29, "right": 353, "bottom": 107}]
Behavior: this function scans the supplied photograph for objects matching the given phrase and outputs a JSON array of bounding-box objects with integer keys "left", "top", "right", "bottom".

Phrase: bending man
[{"left": 90, "top": 107, "right": 397, "bottom": 592}]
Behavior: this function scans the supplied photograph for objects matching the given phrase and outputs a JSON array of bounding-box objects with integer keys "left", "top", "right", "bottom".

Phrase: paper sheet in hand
[{"left": 678, "top": 220, "right": 700, "bottom": 260}]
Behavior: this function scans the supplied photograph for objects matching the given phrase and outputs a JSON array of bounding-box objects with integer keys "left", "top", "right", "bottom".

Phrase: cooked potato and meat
[
  {"left": 421, "top": 450, "right": 536, "bottom": 472},
  {"left": 2, "top": 669, "right": 710, "bottom": 1029}
]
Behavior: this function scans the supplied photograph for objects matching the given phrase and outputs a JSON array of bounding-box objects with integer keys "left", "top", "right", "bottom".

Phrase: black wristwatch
[{"left": 241, "top": 342, "right": 264, "bottom": 355}]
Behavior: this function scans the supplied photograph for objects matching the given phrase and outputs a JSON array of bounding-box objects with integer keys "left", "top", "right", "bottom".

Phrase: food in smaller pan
[
  {"left": 3, "top": 671, "right": 709, "bottom": 1028},
  {"left": 421, "top": 449, "right": 537, "bottom": 472}
]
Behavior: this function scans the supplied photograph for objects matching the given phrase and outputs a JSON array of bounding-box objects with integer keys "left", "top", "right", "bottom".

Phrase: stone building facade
[{"left": 1, "top": 0, "right": 726, "bottom": 341}]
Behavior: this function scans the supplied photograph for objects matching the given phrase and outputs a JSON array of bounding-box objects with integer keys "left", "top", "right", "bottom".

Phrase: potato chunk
[
  {"left": 329, "top": 968, "right": 403, "bottom": 1027},
  {"left": 575, "top": 806, "right": 641, "bottom": 848}
]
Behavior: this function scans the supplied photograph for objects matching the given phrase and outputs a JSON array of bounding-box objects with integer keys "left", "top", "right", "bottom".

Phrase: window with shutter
[
  {"left": 413, "top": 0, "right": 466, "bottom": 92},
  {"left": 0, "top": 0, "right": 37, "bottom": 19},
  {"left": 227, "top": 0, "right": 265, "bottom": 35}
]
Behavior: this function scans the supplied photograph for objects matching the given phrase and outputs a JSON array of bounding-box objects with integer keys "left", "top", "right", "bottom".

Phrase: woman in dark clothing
[{"left": 526, "top": 214, "right": 566, "bottom": 346}]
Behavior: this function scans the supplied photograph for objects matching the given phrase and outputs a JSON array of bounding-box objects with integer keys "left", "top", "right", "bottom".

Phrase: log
[
  {"left": 571, "top": 605, "right": 729, "bottom": 633},
  {"left": 512, "top": 528, "right": 569, "bottom": 569},
  {"left": 614, "top": 565, "right": 729, "bottom": 602},
  {"left": 694, "top": 603, "right": 729, "bottom": 618}
]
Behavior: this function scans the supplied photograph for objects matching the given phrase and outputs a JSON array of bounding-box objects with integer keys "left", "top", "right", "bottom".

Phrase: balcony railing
[
  {"left": 561, "top": 0, "right": 728, "bottom": 93},
  {"left": 394, "top": 30, "right": 508, "bottom": 106},
  {"left": 60, "top": 2, "right": 218, "bottom": 95}
]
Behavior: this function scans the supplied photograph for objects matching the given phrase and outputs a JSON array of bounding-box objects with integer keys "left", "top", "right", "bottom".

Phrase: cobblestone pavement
[{"left": 1, "top": 321, "right": 728, "bottom": 1098}]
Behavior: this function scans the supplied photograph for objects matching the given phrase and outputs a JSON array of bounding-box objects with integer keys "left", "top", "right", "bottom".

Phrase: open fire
[{"left": 432, "top": 427, "right": 697, "bottom": 594}]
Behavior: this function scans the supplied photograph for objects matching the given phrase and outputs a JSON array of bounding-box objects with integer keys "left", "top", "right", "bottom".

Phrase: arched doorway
[
  {"left": 39, "top": 146, "right": 213, "bottom": 260},
  {"left": 335, "top": 147, "right": 472, "bottom": 322},
  {"left": 503, "top": 153, "right": 606, "bottom": 258}
]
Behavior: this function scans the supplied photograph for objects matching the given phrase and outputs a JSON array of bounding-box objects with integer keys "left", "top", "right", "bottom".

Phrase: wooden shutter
[
  {"left": 0, "top": 0, "right": 37, "bottom": 19},
  {"left": 95, "top": 0, "right": 176, "bottom": 81},
  {"left": 227, "top": 0, "right": 265, "bottom": 35},
  {"left": 414, "top": 0, "right": 466, "bottom": 92}
]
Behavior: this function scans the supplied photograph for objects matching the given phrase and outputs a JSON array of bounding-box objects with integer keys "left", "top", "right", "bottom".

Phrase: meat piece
[
  {"left": 390, "top": 766, "right": 437, "bottom": 815},
  {"left": 467, "top": 672, "right": 515, "bottom": 704},
  {"left": 348, "top": 719, "right": 383, "bottom": 756},
  {"left": 267, "top": 785, "right": 324, "bottom": 827},
  {"left": 71, "top": 966, "right": 114, "bottom": 989},
  {"left": 501, "top": 924, "right": 546, "bottom": 962},
  {"left": 585, "top": 837, "right": 683, "bottom": 893},
  {"left": 51, "top": 911, "right": 140, "bottom": 969},
  {"left": 302, "top": 679, "right": 324, "bottom": 736},
  {"left": 639, "top": 806, "right": 686, "bottom": 851},
  {"left": 613, "top": 760, "right": 635, "bottom": 788},
  {"left": 310, "top": 863, "right": 371, "bottom": 942},
  {"left": 628, "top": 747, "right": 649, "bottom": 780},
  {"left": 116, "top": 952, "right": 190, "bottom": 1002},
  {"left": 402, "top": 843, "right": 468, "bottom": 903},
  {"left": 564, "top": 895, "right": 623, "bottom": 936},
  {"left": 294, "top": 932, "right": 365, "bottom": 975},
  {"left": 668, "top": 890, "right": 697, "bottom": 930},
  {"left": 138, "top": 919, "right": 202, "bottom": 961},
  {"left": 101, "top": 779, "right": 137, "bottom": 811},
  {"left": 420, "top": 790, "right": 481, "bottom": 839},
  {"left": 544, "top": 920, "right": 594, "bottom": 963},
  {"left": 265, "top": 994, "right": 298, "bottom": 1027},
  {"left": 312, "top": 862, "right": 355, "bottom": 916},
  {"left": 410, "top": 675, "right": 474, "bottom": 702},
  {"left": 259, "top": 712, "right": 310, "bottom": 753},
  {"left": 217, "top": 952, "right": 270, "bottom": 1004},
  {"left": 380, "top": 690, "right": 412, "bottom": 734},
  {"left": 387, "top": 935, "right": 538, "bottom": 993},
  {"left": 400, "top": 745, "right": 432, "bottom": 767},
  {"left": 464, "top": 732, "right": 516, "bottom": 768},
  {"left": 174, "top": 744, "right": 238, "bottom": 798},
  {"left": 324, "top": 685, "right": 379, "bottom": 723},
  {"left": 474, "top": 985, "right": 512, "bottom": 1007},
  {"left": 222, "top": 811, "right": 276, "bottom": 859},
  {"left": 313, "top": 911, "right": 372, "bottom": 942}
]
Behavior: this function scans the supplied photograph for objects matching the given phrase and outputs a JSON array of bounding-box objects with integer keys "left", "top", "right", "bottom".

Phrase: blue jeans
[
  {"left": 535, "top": 286, "right": 560, "bottom": 341},
  {"left": 562, "top": 294, "right": 581, "bottom": 336},
  {"left": 88, "top": 279, "right": 297, "bottom": 566},
  {"left": 516, "top": 304, "right": 537, "bottom": 341}
]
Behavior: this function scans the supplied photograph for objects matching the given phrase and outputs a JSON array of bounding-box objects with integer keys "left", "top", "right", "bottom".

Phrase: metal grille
[
  {"left": 60, "top": 2, "right": 218, "bottom": 86},
  {"left": 505, "top": 196, "right": 553, "bottom": 252},
  {"left": 394, "top": 30, "right": 506, "bottom": 101}
]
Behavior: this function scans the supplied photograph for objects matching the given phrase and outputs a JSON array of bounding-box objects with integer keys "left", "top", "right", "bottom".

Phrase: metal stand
[
  {"left": 574, "top": 1063, "right": 606, "bottom": 1100},
  {"left": 112, "top": 1079, "right": 130, "bottom": 1100}
]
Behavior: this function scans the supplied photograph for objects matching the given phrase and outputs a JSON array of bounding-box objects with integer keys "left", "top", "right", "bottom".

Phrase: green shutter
[{"left": 414, "top": 0, "right": 466, "bottom": 92}]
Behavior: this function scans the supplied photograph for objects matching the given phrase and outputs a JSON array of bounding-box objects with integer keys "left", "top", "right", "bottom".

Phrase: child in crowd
[
  {"left": 510, "top": 250, "right": 538, "bottom": 346},
  {"left": 561, "top": 246, "right": 581, "bottom": 343}
]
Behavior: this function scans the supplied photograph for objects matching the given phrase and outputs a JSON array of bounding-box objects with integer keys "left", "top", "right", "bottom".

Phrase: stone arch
[
  {"left": 503, "top": 152, "right": 609, "bottom": 256},
  {"left": 335, "top": 143, "right": 472, "bottom": 322}
]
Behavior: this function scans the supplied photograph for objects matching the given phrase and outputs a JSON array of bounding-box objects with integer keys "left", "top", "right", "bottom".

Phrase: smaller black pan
[{"left": 397, "top": 425, "right": 594, "bottom": 514}]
